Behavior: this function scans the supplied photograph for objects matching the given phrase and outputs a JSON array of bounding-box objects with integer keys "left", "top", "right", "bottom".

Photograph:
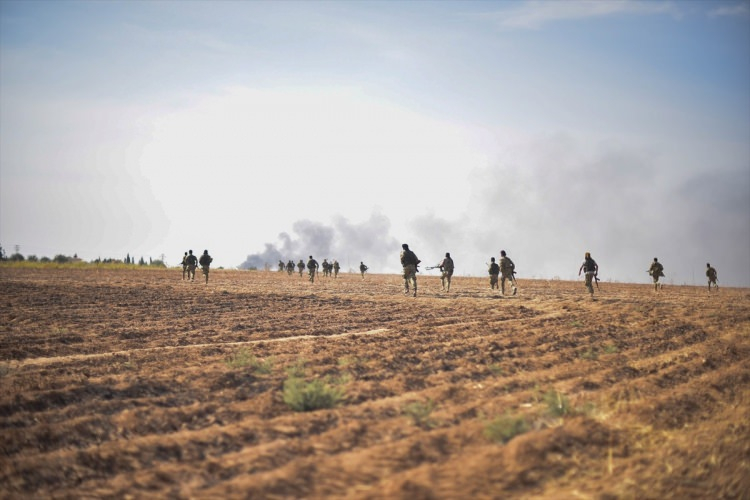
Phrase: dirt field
[{"left": 1, "top": 267, "right": 748, "bottom": 499}]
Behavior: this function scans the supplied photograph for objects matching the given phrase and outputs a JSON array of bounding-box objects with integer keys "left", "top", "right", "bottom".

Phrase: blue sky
[{"left": 1, "top": 0, "right": 748, "bottom": 286}]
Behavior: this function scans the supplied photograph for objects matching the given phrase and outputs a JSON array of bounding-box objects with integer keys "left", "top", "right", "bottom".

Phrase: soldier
[
  {"left": 321, "top": 259, "right": 329, "bottom": 277},
  {"left": 648, "top": 257, "right": 665, "bottom": 291},
  {"left": 297, "top": 259, "right": 305, "bottom": 276},
  {"left": 286, "top": 260, "right": 295, "bottom": 275},
  {"left": 307, "top": 255, "right": 319, "bottom": 283},
  {"left": 199, "top": 250, "right": 213, "bottom": 284},
  {"left": 436, "top": 252, "right": 454, "bottom": 291},
  {"left": 706, "top": 263, "right": 719, "bottom": 292},
  {"left": 278, "top": 260, "right": 285, "bottom": 272},
  {"left": 333, "top": 260, "right": 340, "bottom": 278},
  {"left": 181, "top": 251, "right": 188, "bottom": 280},
  {"left": 578, "top": 252, "right": 599, "bottom": 297},
  {"left": 185, "top": 250, "right": 198, "bottom": 281},
  {"left": 359, "top": 261, "right": 368, "bottom": 279},
  {"left": 400, "top": 243, "right": 420, "bottom": 297},
  {"left": 488, "top": 257, "right": 500, "bottom": 290},
  {"left": 499, "top": 250, "right": 517, "bottom": 295}
]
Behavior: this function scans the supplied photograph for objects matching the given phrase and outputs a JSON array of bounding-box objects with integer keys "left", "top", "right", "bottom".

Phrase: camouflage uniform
[
  {"left": 307, "top": 256, "right": 319, "bottom": 283},
  {"left": 578, "top": 253, "right": 598, "bottom": 296},
  {"left": 360, "top": 262, "right": 368, "bottom": 279},
  {"left": 185, "top": 250, "right": 198, "bottom": 281},
  {"left": 286, "top": 260, "right": 295, "bottom": 275},
  {"left": 199, "top": 250, "right": 213, "bottom": 284},
  {"left": 498, "top": 251, "right": 517, "bottom": 295},
  {"left": 181, "top": 252, "right": 188, "bottom": 280},
  {"left": 333, "top": 260, "right": 340, "bottom": 278},
  {"left": 278, "top": 260, "right": 285, "bottom": 272},
  {"left": 438, "top": 252, "right": 454, "bottom": 291},
  {"left": 488, "top": 258, "right": 500, "bottom": 289},
  {"left": 400, "top": 244, "right": 420, "bottom": 297},
  {"left": 648, "top": 258, "right": 665, "bottom": 290},
  {"left": 297, "top": 260, "right": 305, "bottom": 276},
  {"left": 706, "top": 263, "right": 718, "bottom": 291}
]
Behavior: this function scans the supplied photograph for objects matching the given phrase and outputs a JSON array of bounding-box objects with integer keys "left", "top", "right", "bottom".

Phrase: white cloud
[
  {"left": 708, "top": 3, "right": 750, "bottom": 18},
  {"left": 480, "top": 0, "right": 682, "bottom": 30}
]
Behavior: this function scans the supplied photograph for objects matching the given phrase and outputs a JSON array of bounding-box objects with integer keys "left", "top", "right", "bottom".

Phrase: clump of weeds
[
  {"left": 282, "top": 375, "right": 344, "bottom": 412},
  {"left": 484, "top": 413, "right": 530, "bottom": 443},
  {"left": 402, "top": 399, "right": 438, "bottom": 429}
]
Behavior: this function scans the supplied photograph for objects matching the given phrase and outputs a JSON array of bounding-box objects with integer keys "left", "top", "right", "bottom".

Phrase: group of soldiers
[
  {"left": 183, "top": 246, "right": 721, "bottom": 296},
  {"left": 275, "top": 258, "right": 371, "bottom": 282},
  {"left": 278, "top": 258, "right": 346, "bottom": 281},
  {"left": 401, "top": 244, "right": 720, "bottom": 299},
  {"left": 400, "top": 244, "right": 516, "bottom": 297},
  {"left": 181, "top": 249, "right": 213, "bottom": 284},
  {"left": 646, "top": 258, "right": 719, "bottom": 293}
]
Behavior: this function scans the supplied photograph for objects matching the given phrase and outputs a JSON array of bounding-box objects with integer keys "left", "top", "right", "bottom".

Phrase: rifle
[
  {"left": 594, "top": 275, "right": 600, "bottom": 290},
  {"left": 425, "top": 266, "right": 440, "bottom": 271}
]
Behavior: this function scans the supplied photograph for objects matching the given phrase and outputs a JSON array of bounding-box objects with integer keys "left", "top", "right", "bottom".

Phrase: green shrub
[
  {"left": 484, "top": 414, "right": 530, "bottom": 443},
  {"left": 282, "top": 375, "right": 343, "bottom": 412},
  {"left": 402, "top": 399, "right": 437, "bottom": 429},
  {"left": 225, "top": 347, "right": 252, "bottom": 369},
  {"left": 224, "top": 347, "right": 273, "bottom": 374}
]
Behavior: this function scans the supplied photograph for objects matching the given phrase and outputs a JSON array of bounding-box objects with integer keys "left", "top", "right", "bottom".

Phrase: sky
[{"left": 1, "top": 0, "right": 748, "bottom": 286}]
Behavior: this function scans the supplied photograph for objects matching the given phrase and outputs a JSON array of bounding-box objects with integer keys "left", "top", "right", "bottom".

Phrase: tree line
[{"left": 0, "top": 245, "right": 165, "bottom": 267}]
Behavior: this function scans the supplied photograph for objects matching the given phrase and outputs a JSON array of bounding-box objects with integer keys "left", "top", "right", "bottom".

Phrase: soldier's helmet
[
  {"left": 445, "top": 252, "right": 450, "bottom": 257},
  {"left": 706, "top": 263, "right": 711, "bottom": 267},
  {"left": 189, "top": 250, "right": 193, "bottom": 254},
  {"left": 500, "top": 250, "right": 506, "bottom": 257},
  {"left": 204, "top": 250, "right": 209, "bottom": 255},
  {"left": 402, "top": 244, "right": 409, "bottom": 250},
  {"left": 491, "top": 257, "right": 496, "bottom": 262},
  {"left": 654, "top": 257, "right": 658, "bottom": 262}
]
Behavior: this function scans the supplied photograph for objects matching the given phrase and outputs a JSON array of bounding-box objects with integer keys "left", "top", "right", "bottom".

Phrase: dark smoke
[{"left": 239, "top": 212, "right": 399, "bottom": 272}]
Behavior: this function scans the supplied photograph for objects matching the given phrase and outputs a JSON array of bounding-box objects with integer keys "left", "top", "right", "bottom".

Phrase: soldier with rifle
[
  {"left": 578, "top": 252, "right": 599, "bottom": 298},
  {"left": 278, "top": 260, "right": 285, "bottom": 273},
  {"left": 499, "top": 250, "right": 517, "bottom": 296},
  {"left": 333, "top": 260, "right": 340, "bottom": 278},
  {"left": 648, "top": 257, "right": 665, "bottom": 291},
  {"left": 400, "top": 243, "right": 420, "bottom": 297},
  {"left": 181, "top": 251, "right": 188, "bottom": 280},
  {"left": 286, "top": 260, "right": 295, "bottom": 275},
  {"left": 297, "top": 259, "right": 305, "bottom": 276},
  {"left": 428, "top": 252, "right": 454, "bottom": 291},
  {"left": 199, "top": 250, "right": 213, "bottom": 284},
  {"left": 185, "top": 250, "right": 198, "bottom": 281},
  {"left": 488, "top": 257, "right": 500, "bottom": 290},
  {"left": 307, "top": 255, "right": 319, "bottom": 283},
  {"left": 359, "top": 261, "right": 368, "bottom": 279},
  {"left": 706, "top": 263, "right": 719, "bottom": 292}
]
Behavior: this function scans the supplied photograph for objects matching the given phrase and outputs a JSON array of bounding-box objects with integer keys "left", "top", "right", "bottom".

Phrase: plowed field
[{"left": 1, "top": 267, "right": 748, "bottom": 499}]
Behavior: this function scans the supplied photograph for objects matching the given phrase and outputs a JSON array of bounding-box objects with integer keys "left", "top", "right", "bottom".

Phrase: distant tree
[
  {"left": 150, "top": 259, "right": 166, "bottom": 268},
  {"left": 53, "top": 254, "right": 71, "bottom": 264},
  {"left": 27, "top": 255, "right": 38, "bottom": 262},
  {"left": 126, "top": 253, "right": 131, "bottom": 264},
  {"left": 40, "top": 256, "right": 51, "bottom": 263},
  {"left": 9, "top": 253, "right": 24, "bottom": 262},
  {"left": 138, "top": 256, "right": 146, "bottom": 266},
  {"left": 0, "top": 245, "right": 6, "bottom": 261}
]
